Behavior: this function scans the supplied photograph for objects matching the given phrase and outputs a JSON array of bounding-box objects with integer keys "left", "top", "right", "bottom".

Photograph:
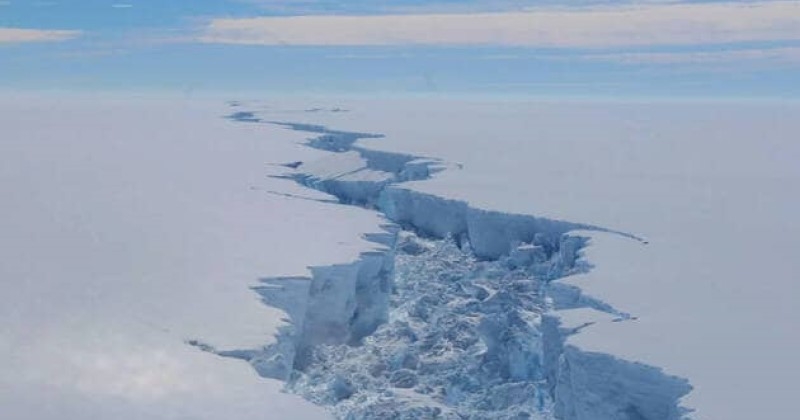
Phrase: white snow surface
[
  {"left": 240, "top": 98, "right": 800, "bottom": 419},
  {"left": 0, "top": 95, "right": 398, "bottom": 419},
  {"left": 3, "top": 95, "right": 799, "bottom": 419}
]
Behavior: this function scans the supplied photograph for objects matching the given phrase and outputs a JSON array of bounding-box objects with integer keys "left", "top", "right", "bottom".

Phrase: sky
[{"left": 2, "top": 0, "right": 800, "bottom": 98}]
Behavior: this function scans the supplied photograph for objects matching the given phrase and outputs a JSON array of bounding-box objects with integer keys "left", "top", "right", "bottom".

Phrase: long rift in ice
[{"left": 199, "top": 108, "right": 693, "bottom": 419}]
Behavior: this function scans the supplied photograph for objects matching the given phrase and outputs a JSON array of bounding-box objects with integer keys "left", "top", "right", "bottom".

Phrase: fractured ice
[
  {"left": 215, "top": 111, "right": 693, "bottom": 419},
  {"left": 284, "top": 233, "right": 585, "bottom": 419}
]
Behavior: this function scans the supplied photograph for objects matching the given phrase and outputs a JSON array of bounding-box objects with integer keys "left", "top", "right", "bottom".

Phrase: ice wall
[
  {"left": 218, "top": 109, "right": 693, "bottom": 419},
  {"left": 555, "top": 346, "right": 692, "bottom": 420},
  {"left": 221, "top": 243, "right": 396, "bottom": 381}
]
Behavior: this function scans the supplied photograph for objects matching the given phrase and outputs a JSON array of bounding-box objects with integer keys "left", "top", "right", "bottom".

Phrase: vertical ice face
[
  {"left": 215, "top": 111, "right": 694, "bottom": 419},
  {"left": 554, "top": 347, "right": 692, "bottom": 420},
  {"left": 379, "top": 187, "right": 469, "bottom": 238}
]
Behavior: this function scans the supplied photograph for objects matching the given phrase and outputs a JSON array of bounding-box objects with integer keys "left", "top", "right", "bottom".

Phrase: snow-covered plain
[
  {"left": 0, "top": 95, "right": 387, "bottom": 419},
  {"left": 2, "top": 95, "right": 798, "bottom": 419}
]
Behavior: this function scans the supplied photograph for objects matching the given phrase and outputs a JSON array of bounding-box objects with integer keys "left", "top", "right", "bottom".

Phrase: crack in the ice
[{"left": 204, "top": 106, "right": 693, "bottom": 420}]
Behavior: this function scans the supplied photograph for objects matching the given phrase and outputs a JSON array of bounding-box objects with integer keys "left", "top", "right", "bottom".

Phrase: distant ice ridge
[{"left": 216, "top": 110, "right": 693, "bottom": 419}]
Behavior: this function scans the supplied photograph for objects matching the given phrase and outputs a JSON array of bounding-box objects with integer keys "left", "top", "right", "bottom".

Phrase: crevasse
[{"left": 204, "top": 110, "right": 693, "bottom": 419}]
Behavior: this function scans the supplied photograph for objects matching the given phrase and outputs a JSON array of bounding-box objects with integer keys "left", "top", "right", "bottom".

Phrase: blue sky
[{"left": 2, "top": 0, "right": 800, "bottom": 98}]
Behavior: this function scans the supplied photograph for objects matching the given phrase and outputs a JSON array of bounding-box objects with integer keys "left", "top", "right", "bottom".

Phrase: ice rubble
[
  {"left": 282, "top": 233, "right": 579, "bottom": 419},
  {"left": 220, "top": 111, "right": 693, "bottom": 419}
]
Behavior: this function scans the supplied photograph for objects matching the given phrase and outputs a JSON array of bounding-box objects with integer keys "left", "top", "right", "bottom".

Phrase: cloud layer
[
  {"left": 0, "top": 27, "right": 80, "bottom": 44},
  {"left": 582, "top": 47, "right": 800, "bottom": 66},
  {"left": 199, "top": 1, "right": 800, "bottom": 48}
]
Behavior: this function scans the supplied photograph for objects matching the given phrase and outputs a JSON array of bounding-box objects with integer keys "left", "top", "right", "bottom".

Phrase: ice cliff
[{"left": 207, "top": 110, "right": 693, "bottom": 419}]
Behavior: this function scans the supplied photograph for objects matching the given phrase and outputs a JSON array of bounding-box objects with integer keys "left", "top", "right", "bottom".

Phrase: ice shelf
[{"left": 214, "top": 109, "right": 693, "bottom": 419}]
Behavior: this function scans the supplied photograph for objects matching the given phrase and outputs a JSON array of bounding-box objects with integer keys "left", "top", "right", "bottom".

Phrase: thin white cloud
[
  {"left": 470, "top": 46, "right": 800, "bottom": 68},
  {"left": 199, "top": 1, "right": 800, "bottom": 48},
  {"left": 112, "top": 3, "right": 133, "bottom": 8},
  {"left": 581, "top": 47, "right": 800, "bottom": 66},
  {"left": 243, "top": 0, "right": 565, "bottom": 15},
  {"left": 0, "top": 27, "right": 81, "bottom": 44}
]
